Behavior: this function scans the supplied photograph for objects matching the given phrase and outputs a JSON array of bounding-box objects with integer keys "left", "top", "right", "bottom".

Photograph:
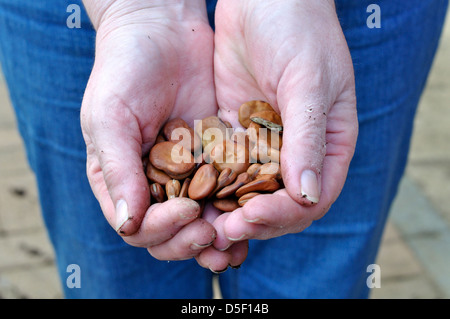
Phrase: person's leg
[
  {"left": 218, "top": 0, "right": 449, "bottom": 298},
  {"left": 0, "top": 0, "right": 213, "bottom": 298},
  {"left": 206, "top": 0, "right": 218, "bottom": 30}
]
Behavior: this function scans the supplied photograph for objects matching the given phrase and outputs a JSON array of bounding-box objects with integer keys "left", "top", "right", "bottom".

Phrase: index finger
[
  {"left": 214, "top": 189, "right": 329, "bottom": 248},
  {"left": 123, "top": 197, "right": 201, "bottom": 247}
]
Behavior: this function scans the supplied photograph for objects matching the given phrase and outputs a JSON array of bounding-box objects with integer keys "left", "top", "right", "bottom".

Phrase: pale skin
[{"left": 81, "top": 0, "right": 358, "bottom": 272}]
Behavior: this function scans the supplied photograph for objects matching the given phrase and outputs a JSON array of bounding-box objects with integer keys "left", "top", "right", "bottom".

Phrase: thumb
[
  {"left": 280, "top": 99, "right": 327, "bottom": 207},
  {"left": 82, "top": 101, "right": 156, "bottom": 236},
  {"left": 278, "top": 78, "right": 358, "bottom": 210}
]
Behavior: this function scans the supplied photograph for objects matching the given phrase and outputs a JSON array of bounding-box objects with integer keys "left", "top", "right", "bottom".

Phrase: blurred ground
[{"left": 0, "top": 8, "right": 449, "bottom": 299}]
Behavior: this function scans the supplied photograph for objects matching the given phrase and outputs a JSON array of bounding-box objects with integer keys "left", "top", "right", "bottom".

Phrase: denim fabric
[
  {"left": 0, "top": 0, "right": 447, "bottom": 298},
  {"left": 219, "top": 0, "right": 449, "bottom": 298}
]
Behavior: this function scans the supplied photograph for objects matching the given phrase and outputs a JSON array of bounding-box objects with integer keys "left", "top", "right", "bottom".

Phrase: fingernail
[
  {"left": 243, "top": 217, "right": 261, "bottom": 223},
  {"left": 190, "top": 241, "right": 213, "bottom": 251},
  {"left": 217, "top": 243, "right": 232, "bottom": 252},
  {"left": 226, "top": 234, "right": 246, "bottom": 242},
  {"left": 300, "top": 170, "right": 320, "bottom": 204},
  {"left": 115, "top": 199, "right": 129, "bottom": 232},
  {"left": 209, "top": 266, "right": 228, "bottom": 274}
]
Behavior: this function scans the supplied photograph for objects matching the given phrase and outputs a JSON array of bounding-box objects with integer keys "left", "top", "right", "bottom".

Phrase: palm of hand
[
  {"left": 81, "top": 15, "right": 219, "bottom": 253},
  {"left": 209, "top": 0, "right": 358, "bottom": 248}
]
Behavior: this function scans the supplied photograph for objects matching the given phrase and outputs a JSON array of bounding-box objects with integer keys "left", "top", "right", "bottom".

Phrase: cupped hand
[
  {"left": 209, "top": 0, "right": 358, "bottom": 250},
  {"left": 80, "top": 0, "right": 230, "bottom": 263}
]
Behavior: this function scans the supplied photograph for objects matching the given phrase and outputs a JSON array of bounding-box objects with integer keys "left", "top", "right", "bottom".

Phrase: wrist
[
  {"left": 82, "top": 0, "right": 208, "bottom": 31},
  {"left": 244, "top": 0, "right": 336, "bottom": 10}
]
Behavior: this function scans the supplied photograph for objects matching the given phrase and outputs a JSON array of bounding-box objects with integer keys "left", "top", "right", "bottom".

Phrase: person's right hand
[
  {"left": 80, "top": 0, "right": 220, "bottom": 261},
  {"left": 203, "top": 0, "right": 358, "bottom": 253}
]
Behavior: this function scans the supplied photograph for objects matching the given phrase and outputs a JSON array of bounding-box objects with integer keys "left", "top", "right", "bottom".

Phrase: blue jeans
[{"left": 0, "top": 0, "right": 447, "bottom": 298}]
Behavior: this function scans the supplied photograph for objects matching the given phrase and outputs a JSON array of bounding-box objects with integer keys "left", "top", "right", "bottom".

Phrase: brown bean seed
[
  {"left": 162, "top": 118, "right": 201, "bottom": 153},
  {"left": 238, "top": 100, "right": 274, "bottom": 128},
  {"left": 146, "top": 162, "right": 172, "bottom": 185},
  {"left": 166, "top": 169, "right": 196, "bottom": 180},
  {"left": 247, "top": 121, "right": 282, "bottom": 150},
  {"left": 223, "top": 120, "right": 233, "bottom": 129},
  {"left": 166, "top": 179, "right": 181, "bottom": 199},
  {"left": 188, "top": 163, "right": 218, "bottom": 200},
  {"left": 210, "top": 139, "right": 250, "bottom": 175},
  {"left": 150, "top": 183, "right": 165, "bottom": 203},
  {"left": 194, "top": 116, "right": 229, "bottom": 151},
  {"left": 246, "top": 121, "right": 261, "bottom": 145},
  {"left": 162, "top": 118, "right": 188, "bottom": 140},
  {"left": 149, "top": 141, "right": 195, "bottom": 178},
  {"left": 179, "top": 178, "right": 191, "bottom": 197},
  {"left": 209, "top": 167, "right": 237, "bottom": 197},
  {"left": 238, "top": 192, "right": 260, "bottom": 206},
  {"left": 230, "top": 129, "right": 250, "bottom": 147},
  {"left": 235, "top": 177, "right": 280, "bottom": 198},
  {"left": 212, "top": 198, "right": 240, "bottom": 212},
  {"left": 255, "top": 162, "right": 282, "bottom": 180},
  {"left": 215, "top": 172, "right": 252, "bottom": 199},
  {"left": 250, "top": 110, "right": 283, "bottom": 132},
  {"left": 250, "top": 141, "right": 280, "bottom": 163},
  {"left": 246, "top": 163, "right": 262, "bottom": 180}
]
